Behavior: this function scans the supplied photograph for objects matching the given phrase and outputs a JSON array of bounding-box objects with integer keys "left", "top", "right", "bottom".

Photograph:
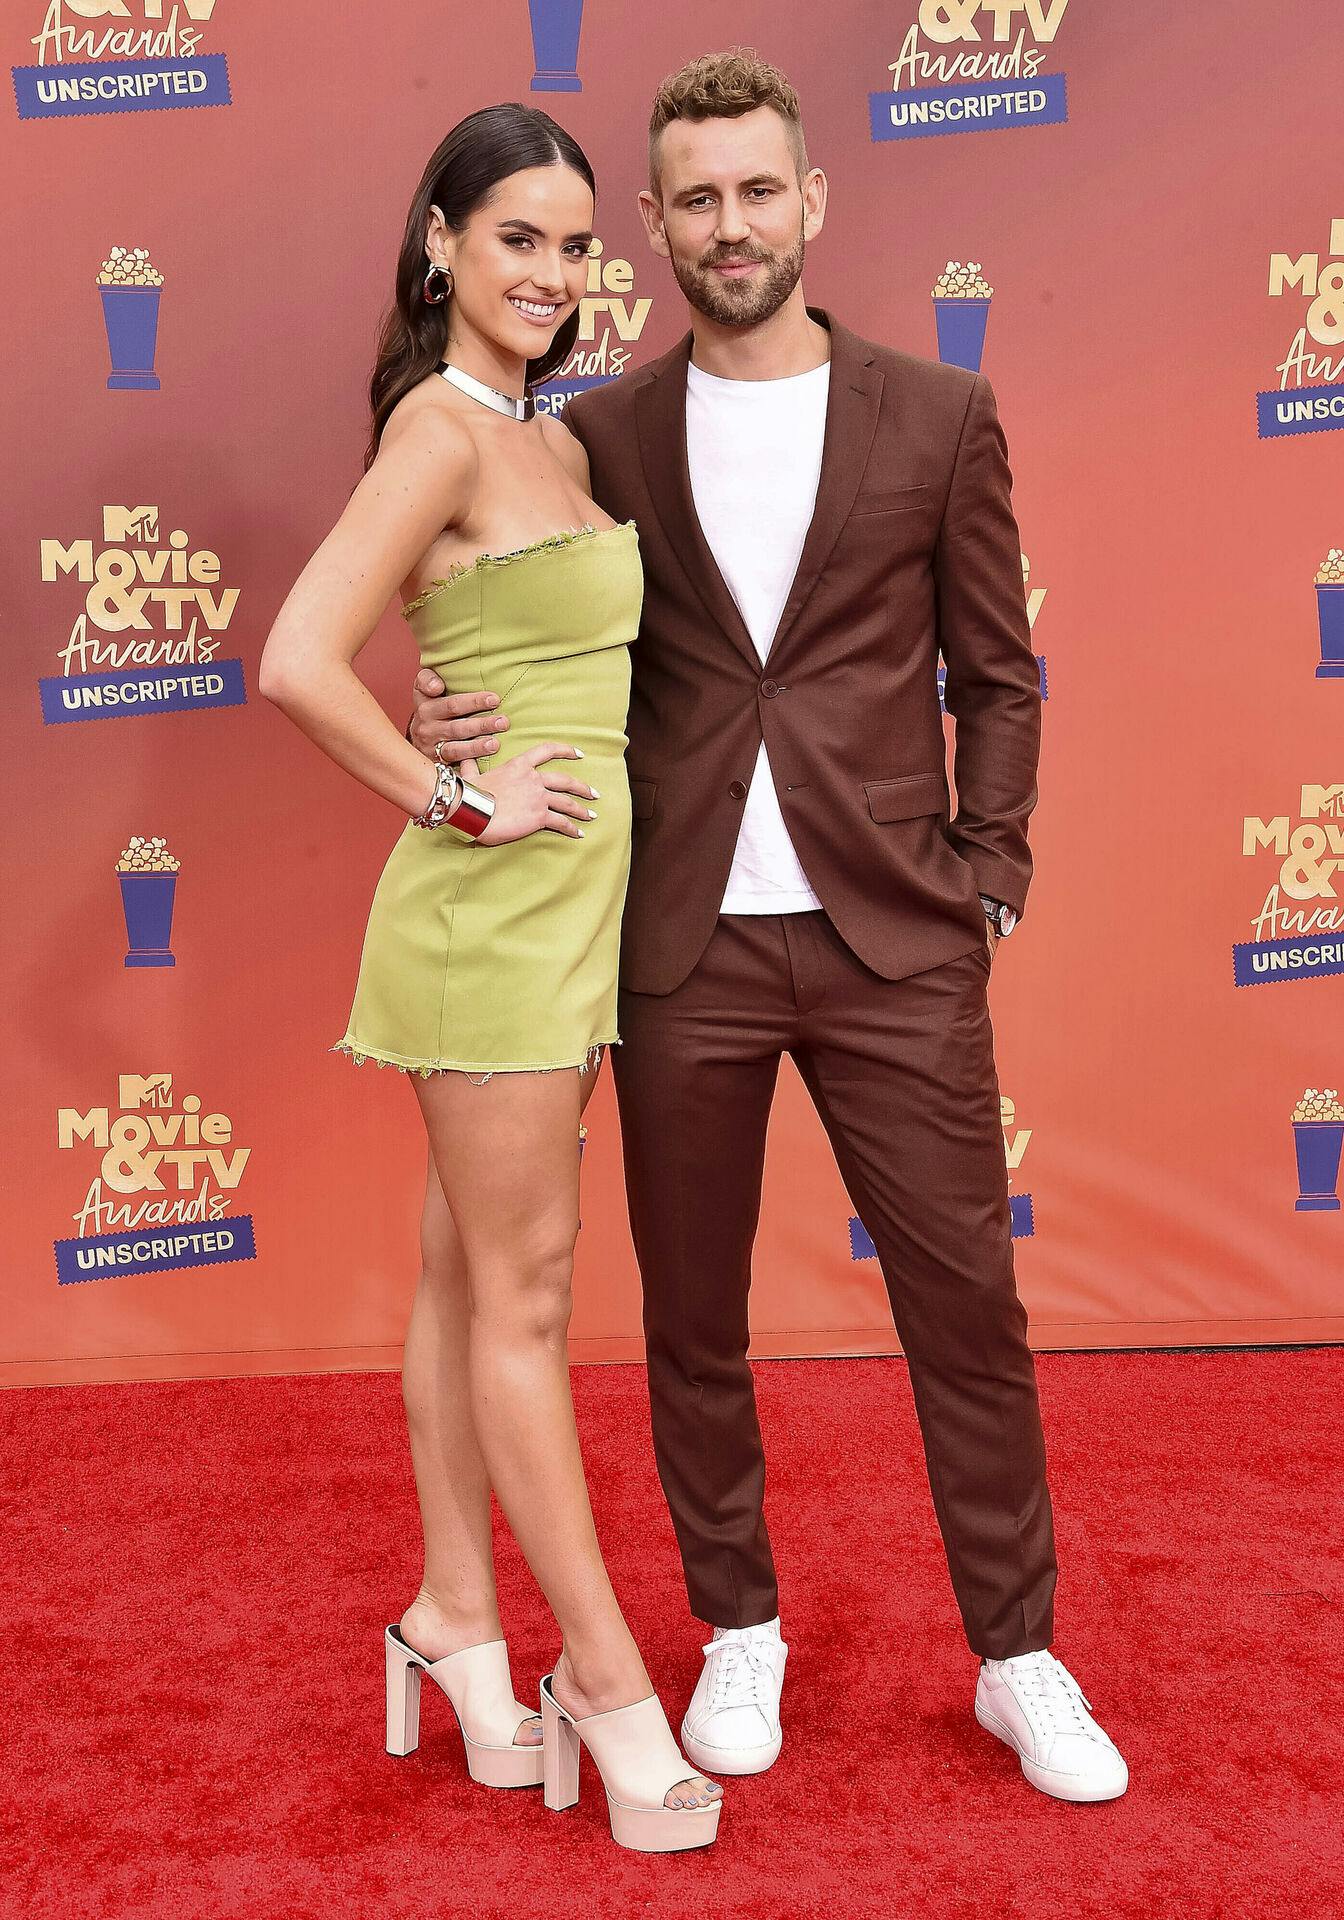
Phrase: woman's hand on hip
[{"left": 476, "top": 743, "right": 598, "bottom": 847}]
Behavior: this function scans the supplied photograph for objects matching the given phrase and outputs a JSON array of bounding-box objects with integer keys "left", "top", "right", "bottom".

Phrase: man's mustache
[{"left": 699, "top": 247, "right": 771, "bottom": 269}]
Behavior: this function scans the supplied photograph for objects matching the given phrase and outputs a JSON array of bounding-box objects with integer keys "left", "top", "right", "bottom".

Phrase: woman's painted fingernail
[
  {"left": 574, "top": 748, "right": 585, "bottom": 758},
  {"left": 586, "top": 808, "right": 597, "bottom": 820},
  {"left": 589, "top": 788, "right": 600, "bottom": 799}
]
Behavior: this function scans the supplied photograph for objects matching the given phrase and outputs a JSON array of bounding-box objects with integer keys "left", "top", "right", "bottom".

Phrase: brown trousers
[{"left": 611, "top": 911, "right": 1057, "bottom": 1660}]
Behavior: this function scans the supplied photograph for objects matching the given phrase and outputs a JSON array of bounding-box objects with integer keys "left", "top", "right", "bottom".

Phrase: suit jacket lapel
[
  {"left": 632, "top": 310, "right": 886, "bottom": 671},
  {"left": 634, "top": 335, "right": 759, "bottom": 670},
  {"left": 765, "top": 314, "right": 884, "bottom": 665}
]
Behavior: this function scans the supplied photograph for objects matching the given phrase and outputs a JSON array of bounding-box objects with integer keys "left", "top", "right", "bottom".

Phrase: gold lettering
[
  {"left": 58, "top": 1108, "right": 108, "bottom": 1149},
  {"left": 1242, "top": 817, "right": 1289, "bottom": 857}
]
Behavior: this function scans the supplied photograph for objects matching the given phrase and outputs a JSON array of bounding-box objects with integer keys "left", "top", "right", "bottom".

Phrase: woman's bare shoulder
[
  {"left": 370, "top": 380, "right": 481, "bottom": 530},
  {"left": 381, "top": 376, "right": 480, "bottom": 468}
]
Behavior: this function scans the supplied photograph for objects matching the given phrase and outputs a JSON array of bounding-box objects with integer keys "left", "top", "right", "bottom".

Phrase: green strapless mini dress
[{"left": 334, "top": 521, "right": 642, "bottom": 1076}]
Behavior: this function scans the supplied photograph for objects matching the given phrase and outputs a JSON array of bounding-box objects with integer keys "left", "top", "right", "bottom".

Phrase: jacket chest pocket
[
  {"left": 840, "top": 493, "right": 937, "bottom": 575},
  {"left": 849, "top": 483, "right": 933, "bottom": 517}
]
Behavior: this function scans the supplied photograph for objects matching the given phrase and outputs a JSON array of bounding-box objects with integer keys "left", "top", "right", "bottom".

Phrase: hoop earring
[{"left": 423, "top": 263, "right": 453, "bottom": 305}]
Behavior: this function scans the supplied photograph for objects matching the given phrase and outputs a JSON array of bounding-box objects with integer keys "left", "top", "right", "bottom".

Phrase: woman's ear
[{"left": 425, "top": 203, "right": 453, "bottom": 270}]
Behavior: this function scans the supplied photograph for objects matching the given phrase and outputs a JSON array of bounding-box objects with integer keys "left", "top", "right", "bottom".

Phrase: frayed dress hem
[{"left": 331, "top": 1037, "right": 619, "bottom": 1081}]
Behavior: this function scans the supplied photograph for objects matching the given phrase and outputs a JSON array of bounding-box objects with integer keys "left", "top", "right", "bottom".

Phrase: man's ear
[
  {"left": 637, "top": 188, "right": 671, "bottom": 261},
  {"left": 801, "top": 168, "right": 827, "bottom": 244}
]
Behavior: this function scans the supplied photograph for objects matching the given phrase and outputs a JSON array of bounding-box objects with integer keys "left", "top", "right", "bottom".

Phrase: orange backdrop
[{"left": 4, "top": 1, "right": 1341, "bottom": 1388}]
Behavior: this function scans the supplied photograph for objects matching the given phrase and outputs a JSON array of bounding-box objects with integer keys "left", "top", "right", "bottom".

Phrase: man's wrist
[{"left": 979, "top": 894, "right": 1018, "bottom": 937}]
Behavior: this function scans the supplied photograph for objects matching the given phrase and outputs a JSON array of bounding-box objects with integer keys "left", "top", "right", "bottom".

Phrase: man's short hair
[{"left": 648, "top": 49, "right": 808, "bottom": 194}]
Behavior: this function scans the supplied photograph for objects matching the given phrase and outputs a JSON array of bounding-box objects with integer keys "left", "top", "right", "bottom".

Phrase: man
[{"left": 411, "top": 50, "right": 1127, "bottom": 1802}]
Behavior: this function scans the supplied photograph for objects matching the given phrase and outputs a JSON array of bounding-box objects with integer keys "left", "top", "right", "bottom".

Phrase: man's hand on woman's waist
[{"left": 406, "top": 668, "right": 512, "bottom": 767}]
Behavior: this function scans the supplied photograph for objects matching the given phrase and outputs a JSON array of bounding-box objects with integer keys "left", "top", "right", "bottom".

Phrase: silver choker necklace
[{"left": 437, "top": 361, "right": 535, "bottom": 421}]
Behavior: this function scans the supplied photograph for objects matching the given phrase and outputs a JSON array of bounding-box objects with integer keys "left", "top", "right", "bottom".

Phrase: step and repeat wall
[{"left": 3, "top": 3, "right": 1340, "bottom": 1386}]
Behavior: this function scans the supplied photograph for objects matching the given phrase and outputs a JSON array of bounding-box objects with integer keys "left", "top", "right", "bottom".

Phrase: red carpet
[{"left": 2, "top": 1351, "right": 1340, "bottom": 1919}]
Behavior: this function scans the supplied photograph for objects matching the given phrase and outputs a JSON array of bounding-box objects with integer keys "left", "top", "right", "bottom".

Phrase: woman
[{"left": 260, "top": 105, "right": 722, "bottom": 1854}]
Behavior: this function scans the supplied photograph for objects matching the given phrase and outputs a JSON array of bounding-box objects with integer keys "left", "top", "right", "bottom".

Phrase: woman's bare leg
[
  {"left": 398, "top": 1148, "right": 540, "bottom": 1744},
  {"left": 412, "top": 1063, "right": 719, "bottom": 1810}
]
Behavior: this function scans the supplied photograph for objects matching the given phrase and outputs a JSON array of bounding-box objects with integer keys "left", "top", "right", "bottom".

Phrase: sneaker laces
[
  {"left": 702, "top": 1635, "right": 781, "bottom": 1714},
  {"left": 1000, "top": 1650, "right": 1095, "bottom": 1737}
]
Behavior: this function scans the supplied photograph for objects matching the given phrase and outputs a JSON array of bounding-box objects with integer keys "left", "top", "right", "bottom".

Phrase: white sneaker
[
  {"left": 975, "top": 1649, "right": 1128, "bottom": 1802},
  {"left": 680, "top": 1617, "right": 788, "bottom": 1777}
]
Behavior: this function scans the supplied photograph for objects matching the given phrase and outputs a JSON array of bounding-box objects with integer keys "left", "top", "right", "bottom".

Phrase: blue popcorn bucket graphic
[
  {"left": 933, "top": 296, "right": 990, "bottom": 372},
  {"left": 1292, "top": 1119, "right": 1343, "bottom": 1210},
  {"left": 529, "top": 0, "right": 584, "bottom": 91},
  {"left": 120, "top": 870, "right": 177, "bottom": 967},
  {"left": 1316, "top": 584, "right": 1344, "bottom": 678},
  {"left": 100, "top": 285, "right": 162, "bottom": 390}
]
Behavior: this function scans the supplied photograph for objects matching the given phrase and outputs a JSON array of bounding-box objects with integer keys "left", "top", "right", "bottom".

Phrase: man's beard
[{"left": 670, "top": 226, "right": 805, "bottom": 328}]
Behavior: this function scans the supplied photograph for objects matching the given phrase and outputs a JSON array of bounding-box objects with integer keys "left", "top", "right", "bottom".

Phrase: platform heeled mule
[
  {"left": 539, "top": 1673, "right": 722, "bottom": 1852},
  {"left": 384, "top": 1624, "right": 544, "bottom": 1788}
]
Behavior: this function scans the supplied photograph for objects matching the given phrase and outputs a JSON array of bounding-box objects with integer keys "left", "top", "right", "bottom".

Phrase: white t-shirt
[{"left": 685, "top": 357, "right": 830, "bottom": 915}]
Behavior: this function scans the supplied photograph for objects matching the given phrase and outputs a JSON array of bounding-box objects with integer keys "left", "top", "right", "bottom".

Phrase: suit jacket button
[
  {"left": 761, "top": 679, "right": 780, "bottom": 698},
  {"left": 729, "top": 780, "right": 747, "bottom": 800}
]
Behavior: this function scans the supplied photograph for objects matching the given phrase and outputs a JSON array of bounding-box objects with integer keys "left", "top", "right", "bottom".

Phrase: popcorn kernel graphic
[
  {"left": 1292, "top": 1086, "right": 1344, "bottom": 1123},
  {"left": 932, "top": 259, "right": 993, "bottom": 299},
  {"left": 1315, "top": 548, "right": 1344, "bottom": 586},
  {"left": 96, "top": 245, "right": 165, "bottom": 289},
  {"left": 115, "top": 834, "right": 180, "bottom": 874}
]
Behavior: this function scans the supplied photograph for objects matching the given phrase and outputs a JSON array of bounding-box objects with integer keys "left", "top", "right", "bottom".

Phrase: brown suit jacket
[{"left": 565, "top": 307, "right": 1041, "bottom": 997}]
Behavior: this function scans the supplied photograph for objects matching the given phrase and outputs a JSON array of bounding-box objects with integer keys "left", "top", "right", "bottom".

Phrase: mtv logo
[
  {"left": 1301, "top": 784, "right": 1344, "bottom": 819},
  {"left": 103, "top": 506, "right": 159, "bottom": 544},
  {"left": 119, "top": 1072, "right": 173, "bottom": 1109}
]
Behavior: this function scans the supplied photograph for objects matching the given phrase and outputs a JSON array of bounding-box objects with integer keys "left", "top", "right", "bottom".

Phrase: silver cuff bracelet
[
  {"left": 410, "top": 760, "right": 495, "bottom": 840},
  {"left": 447, "top": 777, "right": 496, "bottom": 839}
]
